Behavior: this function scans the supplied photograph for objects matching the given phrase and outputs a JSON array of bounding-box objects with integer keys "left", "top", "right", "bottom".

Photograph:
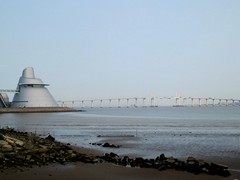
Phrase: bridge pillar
[
  {"left": 205, "top": 99, "right": 208, "bottom": 106},
  {"left": 191, "top": 98, "right": 194, "bottom": 106},
  {"left": 143, "top": 98, "right": 146, "bottom": 107},
  {"left": 109, "top": 99, "right": 112, "bottom": 108},
  {"left": 226, "top": 99, "right": 228, "bottom": 106},
  {"left": 218, "top": 99, "right": 222, "bottom": 106},
  {"left": 151, "top": 97, "right": 154, "bottom": 107},
  {"left": 198, "top": 98, "right": 201, "bottom": 106},
  {"left": 118, "top": 99, "right": 121, "bottom": 108},
  {"left": 135, "top": 98, "right": 138, "bottom": 107}
]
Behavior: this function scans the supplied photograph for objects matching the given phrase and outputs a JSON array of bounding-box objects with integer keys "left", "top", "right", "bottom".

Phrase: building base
[{"left": 0, "top": 107, "right": 83, "bottom": 113}]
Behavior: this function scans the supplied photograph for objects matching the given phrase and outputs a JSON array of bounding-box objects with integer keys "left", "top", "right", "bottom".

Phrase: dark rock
[
  {"left": 159, "top": 153, "right": 166, "bottom": 160},
  {"left": 109, "top": 152, "right": 118, "bottom": 158},
  {"left": 45, "top": 135, "right": 55, "bottom": 142},
  {"left": 102, "top": 142, "right": 120, "bottom": 148},
  {"left": 210, "top": 163, "right": 228, "bottom": 170},
  {"left": 0, "top": 133, "right": 4, "bottom": 140},
  {"left": 207, "top": 163, "right": 231, "bottom": 177}
]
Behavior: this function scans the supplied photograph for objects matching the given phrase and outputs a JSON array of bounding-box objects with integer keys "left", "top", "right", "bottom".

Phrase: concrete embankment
[{"left": 0, "top": 107, "right": 81, "bottom": 113}]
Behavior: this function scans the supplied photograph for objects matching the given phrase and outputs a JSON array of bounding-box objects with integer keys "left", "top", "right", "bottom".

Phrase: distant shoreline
[{"left": 0, "top": 107, "right": 83, "bottom": 113}]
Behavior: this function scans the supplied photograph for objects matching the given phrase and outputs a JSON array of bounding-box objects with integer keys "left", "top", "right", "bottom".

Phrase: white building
[{"left": 11, "top": 67, "right": 58, "bottom": 107}]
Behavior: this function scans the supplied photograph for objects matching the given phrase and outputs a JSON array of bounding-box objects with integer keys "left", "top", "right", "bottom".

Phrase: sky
[{"left": 1, "top": 0, "right": 240, "bottom": 101}]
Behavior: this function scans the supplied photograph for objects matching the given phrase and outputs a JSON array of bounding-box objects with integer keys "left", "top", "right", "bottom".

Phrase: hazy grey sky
[{"left": 1, "top": 0, "right": 240, "bottom": 101}]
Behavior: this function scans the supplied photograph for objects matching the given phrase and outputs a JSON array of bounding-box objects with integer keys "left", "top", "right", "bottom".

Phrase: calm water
[{"left": 0, "top": 106, "right": 240, "bottom": 163}]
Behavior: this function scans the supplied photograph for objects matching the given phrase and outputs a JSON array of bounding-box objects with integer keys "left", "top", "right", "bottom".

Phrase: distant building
[{"left": 10, "top": 67, "right": 58, "bottom": 107}]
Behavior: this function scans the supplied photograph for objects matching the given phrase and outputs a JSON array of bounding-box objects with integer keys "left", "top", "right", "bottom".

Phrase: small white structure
[{"left": 11, "top": 67, "right": 58, "bottom": 107}]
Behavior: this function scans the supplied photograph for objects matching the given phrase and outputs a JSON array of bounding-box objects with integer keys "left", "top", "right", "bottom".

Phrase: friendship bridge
[{"left": 58, "top": 96, "right": 240, "bottom": 108}]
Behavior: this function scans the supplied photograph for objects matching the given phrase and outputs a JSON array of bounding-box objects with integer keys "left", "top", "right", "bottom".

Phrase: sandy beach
[
  {"left": 1, "top": 146, "right": 240, "bottom": 180},
  {"left": 1, "top": 161, "right": 239, "bottom": 180}
]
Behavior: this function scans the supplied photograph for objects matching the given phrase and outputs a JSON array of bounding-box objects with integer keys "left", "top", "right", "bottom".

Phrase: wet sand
[
  {"left": 1, "top": 162, "right": 239, "bottom": 180},
  {"left": 1, "top": 146, "right": 239, "bottom": 180}
]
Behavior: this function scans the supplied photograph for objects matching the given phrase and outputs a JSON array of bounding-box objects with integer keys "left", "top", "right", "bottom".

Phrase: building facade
[{"left": 11, "top": 67, "right": 58, "bottom": 107}]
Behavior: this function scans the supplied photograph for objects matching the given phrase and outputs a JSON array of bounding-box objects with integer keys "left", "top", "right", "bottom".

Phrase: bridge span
[{"left": 58, "top": 96, "right": 240, "bottom": 108}]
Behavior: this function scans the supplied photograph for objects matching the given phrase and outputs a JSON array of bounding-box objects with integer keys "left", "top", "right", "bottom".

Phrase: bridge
[
  {"left": 0, "top": 89, "right": 19, "bottom": 93},
  {"left": 58, "top": 96, "right": 240, "bottom": 108},
  {"left": 0, "top": 89, "right": 18, "bottom": 108}
]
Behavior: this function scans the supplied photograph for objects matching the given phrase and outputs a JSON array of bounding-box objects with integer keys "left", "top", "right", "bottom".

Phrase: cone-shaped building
[{"left": 11, "top": 67, "right": 58, "bottom": 107}]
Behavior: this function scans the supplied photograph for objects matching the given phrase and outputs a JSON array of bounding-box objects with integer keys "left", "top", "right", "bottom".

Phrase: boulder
[
  {"left": 0, "top": 140, "right": 9, "bottom": 146},
  {"left": 210, "top": 163, "right": 228, "bottom": 170},
  {"left": 45, "top": 135, "right": 55, "bottom": 142},
  {"left": 1, "top": 144, "right": 13, "bottom": 152},
  {"left": 109, "top": 152, "right": 119, "bottom": 158},
  {"left": 187, "top": 156, "right": 198, "bottom": 163},
  {"left": 15, "top": 139, "right": 24, "bottom": 147}
]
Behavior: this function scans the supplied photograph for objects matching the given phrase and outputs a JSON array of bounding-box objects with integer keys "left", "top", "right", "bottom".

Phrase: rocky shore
[{"left": 0, "top": 128, "right": 231, "bottom": 177}]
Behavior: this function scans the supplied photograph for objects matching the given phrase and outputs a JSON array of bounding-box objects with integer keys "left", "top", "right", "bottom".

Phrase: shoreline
[
  {"left": 1, "top": 162, "right": 239, "bottom": 180},
  {"left": 0, "top": 128, "right": 239, "bottom": 179},
  {"left": 0, "top": 107, "right": 82, "bottom": 113}
]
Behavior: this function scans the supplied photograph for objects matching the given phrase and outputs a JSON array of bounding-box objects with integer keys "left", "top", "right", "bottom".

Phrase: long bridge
[
  {"left": 58, "top": 96, "right": 240, "bottom": 108},
  {"left": 1, "top": 89, "right": 239, "bottom": 108}
]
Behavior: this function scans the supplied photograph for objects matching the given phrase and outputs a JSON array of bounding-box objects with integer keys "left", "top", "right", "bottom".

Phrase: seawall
[{"left": 0, "top": 107, "right": 81, "bottom": 113}]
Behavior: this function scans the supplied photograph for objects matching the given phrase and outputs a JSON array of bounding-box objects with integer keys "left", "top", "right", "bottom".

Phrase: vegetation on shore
[{"left": 0, "top": 128, "right": 230, "bottom": 177}]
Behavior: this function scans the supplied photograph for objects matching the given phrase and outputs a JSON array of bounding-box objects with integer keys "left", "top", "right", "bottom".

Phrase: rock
[
  {"left": 198, "top": 159, "right": 206, "bottom": 167},
  {"left": 0, "top": 152, "right": 5, "bottom": 158},
  {"left": 130, "top": 157, "right": 146, "bottom": 167},
  {"left": 39, "top": 144, "right": 48, "bottom": 149},
  {"left": 187, "top": 156, "right": 197, "bottom": 163},
  {"left": 101, "top": 142, "right": 120, "bottom": 148},
  {"left": 15, "top": 140, "right": 24, "bottom": 147},
  {"left": 210, "top": 163, "right": 228, "bottom": 170},
  {"left": 109, "top": 152, "right": 118, "bottom": 158},
  {"left": 0, "top": 133, "right": 4, "bottom": 140},
  {"left": 4, "top": 138, "right": 14, "bottom": 145},
  {"left": 102, "top": 143, "right": 111, "bottom": 147},
  {"left": 23, "top": 143, "right": 34, "bottom": 150},
  {"left": 45, "top": 135, "right": 55, "bottom": 142},
  {"left": 159, "top": 153, "right": 166, "bottom": 160},
  {"left": 119, "top": 156, "right": 130, "bottom": 166},
  {"left": 166, "top": 157, "right": 176, "bottom": 164},
  {"left": 1, "top": 144, "right": 13, "bottom": 152},
  {"left": 26, "top": 155, "right": 32, "bottom": 161},
  {"left": 208, "top": 163, "right": 231, "bottom": 177},
  {"left": 0, "top": 140, "right": 9, "bottom": 146}
]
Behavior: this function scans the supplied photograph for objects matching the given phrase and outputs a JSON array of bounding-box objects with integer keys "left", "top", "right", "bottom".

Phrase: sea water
[{"left": 0, "top": 106, "right": 239, "bottom": 162}]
